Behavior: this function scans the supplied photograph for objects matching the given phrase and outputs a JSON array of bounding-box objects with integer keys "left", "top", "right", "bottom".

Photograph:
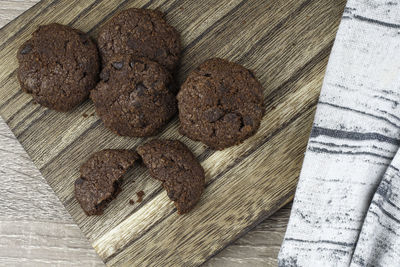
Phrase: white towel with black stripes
[{"left": 278, "top": 0, "right": 400, "bottom": 266}]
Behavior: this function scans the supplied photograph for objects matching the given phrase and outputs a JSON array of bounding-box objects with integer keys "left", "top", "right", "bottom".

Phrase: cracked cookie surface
[
  {"left": 90, "top": 55, "right": 177, "bottom": 137},
  {"left": 75, "top": 149, "right": 138, "bottom": 216},
  {"left": 97, "top": 8, "right": 181, "bottom": 72},
  {"left": 17, "top": 23, "right": 100, "bottom": 111},
  {"left": 137, "top": 139, "right": 205, "bottom": 214},
  {"left": 177, "top": 58, "right": 265, "bottom": 150}
]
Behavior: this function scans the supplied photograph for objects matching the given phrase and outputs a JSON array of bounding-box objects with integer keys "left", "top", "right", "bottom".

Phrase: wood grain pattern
[
  {"left": 0, "top": 0, "right": 346, "bottom": 265},
  {"left": 0, "top": 1, "right": 38, "bottom": 28},
  {"left": 0, "top": 117, "right": 104, "bottom": 266},
  {"left": 0, "top": 101, "right": 292, "bottom": 267},
  {"left": 204, "top": 204, "right": 292, "bottom": 267}
]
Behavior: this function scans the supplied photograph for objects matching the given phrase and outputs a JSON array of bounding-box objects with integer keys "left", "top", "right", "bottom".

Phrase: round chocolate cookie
[
  {"left": 137, "top": 139, "right": 205, "bottom": 214},
  {"left": 17, "top": 23, "right": 100, "bottom": 111},
  {"left": 75, "top": 149, "right": 138, "bottom": 216},
  {"left": 90, "top": 55, "right": 177, "bottom": 137},
  {"left": 97, "top": 8, "right": 181, "bottom": 72},
  {"left": 177, "top": 58, "right": 265, "bottom": 150}
]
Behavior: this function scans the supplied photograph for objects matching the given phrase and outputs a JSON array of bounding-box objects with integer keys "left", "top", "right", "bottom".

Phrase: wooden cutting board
[{"left": 0, "top": 0, "right": 345, "bottom": 266}]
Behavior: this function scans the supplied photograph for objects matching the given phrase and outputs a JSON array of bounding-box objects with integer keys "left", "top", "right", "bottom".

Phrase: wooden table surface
[
  {"left": 0, "top": 113, "right": 291, "bottom": 266},
  {"left": 0, "top": 1, "right": 292, "bottom": 266}
]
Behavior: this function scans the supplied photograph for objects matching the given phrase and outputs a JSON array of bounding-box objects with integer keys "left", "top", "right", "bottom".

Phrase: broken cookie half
[
  {"left": 137, "top": 139, "right": 205, "bottom": 214},
  {"left": 75, "top": 149, "right": 138, "bottom": 216}
]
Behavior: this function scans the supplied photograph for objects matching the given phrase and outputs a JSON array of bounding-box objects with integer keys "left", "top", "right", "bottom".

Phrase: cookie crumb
[
  {"left": 136, "top": 190, "right": 145, "bottom": 203},
  {"left": 129, "top": 199, "right": 135, "bottom": 205},
  {"left": 82, "top": 113, "right": 88, "bottom": 118},
  {"left": 32, "top": 101, "right": 38, "bottom": 105}
]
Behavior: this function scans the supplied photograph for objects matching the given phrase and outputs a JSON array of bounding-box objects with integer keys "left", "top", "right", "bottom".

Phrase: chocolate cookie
[
  {"left": 137, "top": 140, "right": 205, "bottom": 214},
  {"left": 90, "top": 55, "right": 177, "bottom": 137},
  {"left": 177, "top": 58, "right": 265, "bottom": 150},
  {"left": 75, "top": 149, "right": 138, "bottom": 216},
  {"left": 97, "top": 8, "right": 181, "bottom": 72},
  {"left": 17, "top": 23, "right": 100, "bottom": 111}
]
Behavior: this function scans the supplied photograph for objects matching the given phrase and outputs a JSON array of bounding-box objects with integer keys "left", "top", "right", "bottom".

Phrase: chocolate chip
[
  {"left": 112, "top": 61, "right": 124, "bottom": 70},
  {"left": 20, "top": 44, "right": 32, "bottom": 54},
  {"left": 167, "top": 190, "right": 178, "bottom": 201},
  {"left": 75, "top": 178, "right": 85, "bottom": 185},
  {"left": 129, "top": 59, "right": 144, "bottom": 68},
  {"left": 248, "top": 70, "right": 256, "bottom": 79},
  {"left": 100, "top": 71, "right": 110, "bottom": 82},
  {"left": 136, "top": 83, "right": 147, "bottom": 96},
  {"left": 78, "top": 33, "right": 89, "bottom": 45},
  {"left": 131, "top": 99, "right": 141, "bottom": 109},
  {"left": 204, "top": 107, "right": 224, "bottom": 122}
]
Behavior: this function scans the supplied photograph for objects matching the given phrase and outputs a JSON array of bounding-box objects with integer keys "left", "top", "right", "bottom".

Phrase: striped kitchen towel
[{"left": 278, "top": 0, "right": 400, "bottom": 266}]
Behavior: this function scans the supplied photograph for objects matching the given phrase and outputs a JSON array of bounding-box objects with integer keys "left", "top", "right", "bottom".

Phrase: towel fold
[{"left": 278, "top": 1, "right": 400, "bottom": 266}]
